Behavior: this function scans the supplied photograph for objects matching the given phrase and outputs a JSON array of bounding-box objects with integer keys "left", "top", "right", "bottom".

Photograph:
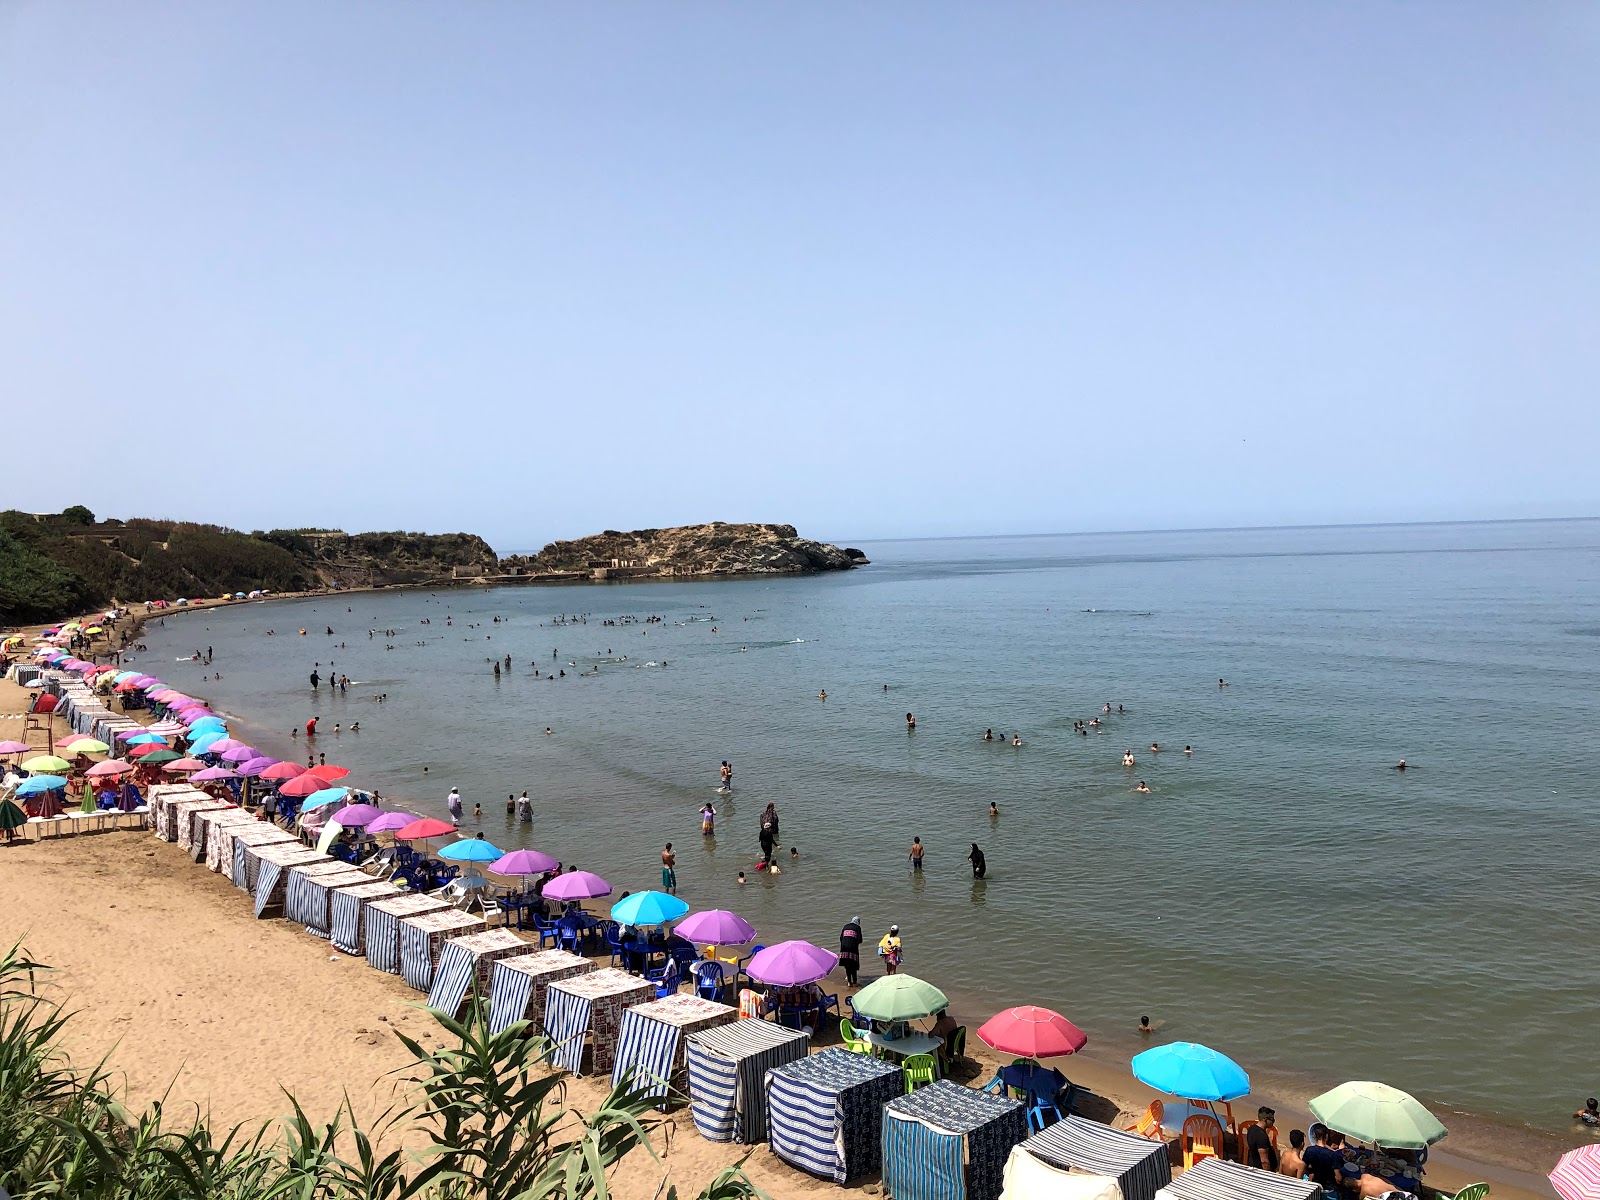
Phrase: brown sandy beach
[{"left": 0, "top": 614, "right": 1567, "bottom": 1199}]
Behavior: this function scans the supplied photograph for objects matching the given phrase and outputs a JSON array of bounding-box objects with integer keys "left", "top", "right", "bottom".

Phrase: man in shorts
[{"left": 661, "top": 843, "right": 677, "bottom": 893}]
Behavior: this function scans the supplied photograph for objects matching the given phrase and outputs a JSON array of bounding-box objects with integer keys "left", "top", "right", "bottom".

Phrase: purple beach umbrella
[
  {"left": 675, "top": 909, "right": 757, "bottom": 946},
  {"left": 219, "top": 745, "right": 259, "bottom": 763},
  {"left": 542, "top": 870, "right": 612, "bottom": 900},
  {"left": 190, "top": 766, "right": 238, "bottom": 781},
  {"left": 235, "top": 757, "right": 279, "bottom": 777},
  {"left": 330, "top": 803, "right": 382, "bottom": 827},
  {"left": 490, "top": 848, "right": 559, "bottom": 876},
  {"left": 205, "top": 738, "right": 249, "bottom": 755},
  {"left": 366, "top": 811, "right": 424, "bottom": 834},
  {"left": 745, "top": 940, "right": 839, "bottom": 987}
]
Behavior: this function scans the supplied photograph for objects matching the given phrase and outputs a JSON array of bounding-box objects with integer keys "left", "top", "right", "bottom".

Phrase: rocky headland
[{"left": 499, "top": 522, "right": 866, "bottom": 581}]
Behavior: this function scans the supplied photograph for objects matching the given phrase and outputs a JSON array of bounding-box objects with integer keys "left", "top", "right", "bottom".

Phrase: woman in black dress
[
  {"left": 839, "top": 916, "right": 863, "bottom": 985},
  {"left": 967, "top": 843, "right": 987, "bottom": 879}
]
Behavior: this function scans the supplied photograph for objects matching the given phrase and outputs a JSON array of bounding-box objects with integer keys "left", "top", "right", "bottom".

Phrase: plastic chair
[
  {"left": 846, "top": 1039, "right": 874, "bottom": 1055},
  {"left": 604, "top": 922, "right": 626, "bottom": 966},
  {"left": 645, "top": 961, "right": 680, "bottom": 998},
  {"left": 901, "top": 1053, "right": 937, "bottom": 1093},
  {"left": 693, "top": 960, "right": 727, "bottom": 1003},
  {"left": 1182, "top": 1113, "right": 1224, "bottom": 1170},
  {"left": 939, "top": 1026, "right": 966, "bottom": 1075},
  {"left": 1124, "top": 1099, "right": 1164, "bottom": 1140},
  {"left": 1448, "top": 1185, "right": 1489, "bottom": 1200},
  {"left": 532, "top": 914, "right": 561, "bottom": 949},
  {"left": 815, "top": 990, "right": 840, "bottom": 1025}
]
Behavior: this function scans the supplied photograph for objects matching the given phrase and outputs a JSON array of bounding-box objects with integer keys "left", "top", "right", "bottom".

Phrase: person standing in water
[
  {"left": 839, "top": 916, "right": 863, "bottom": 985},
  {"left": 701, "top": 803, "right": 715, "bottom": 835},
  {"left": 909, "top": 837, "right": 924, "bottom": 871},
  {"left": 661, "top": 843, "right": 677, "bottom": 894},
  {"left": 720, "top": 760, "right": 733, "bottom": 790},
  {"left": 878, "top": 924, "right": 903, "bottom": 974},
  {"left": 446, "top": 788, "right": 463, "bottom": 824},
  {"left": 967, "top": 843, "right": 987, "bottom": 879},
  {"left": 906, "top": 712, "right": 916, "bottom": 730}
]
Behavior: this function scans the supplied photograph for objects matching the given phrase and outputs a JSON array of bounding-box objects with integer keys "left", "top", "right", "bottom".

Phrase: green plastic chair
[
  {"left": 846, "top": 1040, "right": 874, "bottom": 1055},
  {"left": 903, "top": 1053, "right": 938, "bottom": 1093},
  {"left": 1449, "top": 1186, "right": 1489, "bottom": 1200}
]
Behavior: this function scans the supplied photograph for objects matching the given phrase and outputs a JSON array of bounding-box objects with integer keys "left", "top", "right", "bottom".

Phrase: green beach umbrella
[
  {"left": 0, "top": 797, "right": 25, "bottom": 832},
  {"left": 137, "top": 749, "right": 183, "bottom": 765},
  {"left": 22, "top": 754, "right": 72, "bottom": 774},
  {"left": 850, "top": 973, "right": 949, "bottom": 1022},
  {"left": 1308, "top": 1081, "right": 1447, "bottom": 1149}
]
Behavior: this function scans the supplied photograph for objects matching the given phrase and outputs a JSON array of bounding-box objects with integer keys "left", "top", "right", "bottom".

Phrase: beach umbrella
[
  {"left": 610, "top": 890, "right": 689, "bottom": 925},
  {"left": 22, "top": 755, "right": 72, "bottom": 774},
  {"left": 745, "top": 940, "right": 839, "bottom": 987},
  {"left": 124, "top": 732, "right": 168, "bottom": 745},
  {"left": 205, "top": 738, "right": 251, "bottom": 755},
  {"left": 161, "top": 757, "right": 207, "bottom": 773},
  {"left": 309, "top": 764, "right": 351, "bottom": 782},
  {"left": 113, "top": 680, "right": 140, "bottom": 693},
  {"left": 85, "top": 759, "right": 134, "bottom": 778},
  {"left": 299, "top": 786, "right": 351, "bottom": 812},
  {"left": 113, "top": 671, "right": 139, "bottom": 682},
  {"left": 852, "top": 974, "right": 949, "bottom": 1022},
  {"left": 330, "top": 803, "right": 382, "bottom": 827},
  {"left": 57, "top": 737, "right": 108, "bottom": 755},
  {"left": 31, "top": 790, "right": 66, "bottom": 819},
  {"left": 1551, "top": 1145, "right": 1600, "bottom": 1200},
  {"left": 278, "top": 773, "right": 331, "bottom": 798},
  {"left": 219, "top": 745, "right": 260, "bottom": 763},
  {"left": 149, "top": 721, "right": 191, "bottom": 734},
  {"left": 127, "top": 743, "right": 167, "bottom": 759},
  {"left": 258, "top": 761, "right": 306, "bottom": 781},
  {"left": 367, "top": 811, "right": 424, "bottom": 834},
  {"left": 1308, "top": 1081, "right": 1447, "bottom": 1150},
  {"left": 138, "top": 749, "right": 182, "bottom": 765},
  {"left": 394, "top": 817, "right": 457, "bottom": 841},
  {"left": 17, "top": 776, "right": 68, "bottom": 796},
  {"left": 190, "top": 766, "right": 238, "bottom": 782},
  {"left": 186, "top": 732, "right": 225, "bottom": 753},
  {"left": 0, "top": 741, "right": 32, "bottom": 756},
  {"left": 541, "top": 870, "right": 612, "bottom": 900},
  {"left": 977, "top": 1006, "right": 1088, "bottom": 1059},
  {"left": 236, "top": 757, "right": 279, "bottom": 777},
  {"left": 489, "top": 848, "right": 559, "bottom": 876},
  {"left": 186, "top": 716, "right": 227, "bottom": 731},
  {"left": 672, "top": 909, "right": 757, "bottom": 946},
  {"left": 1132, "top": 1042, "right": 1251, "bottom": 1103},
  {"left": 130, "top": 676, "right": 160, "bottom": 688},
  {"left": 438, "top": 837, "right": 504, "bottom": 863},
  {"left": 0, "top": 797, "right": 25, "bottom": 834}
]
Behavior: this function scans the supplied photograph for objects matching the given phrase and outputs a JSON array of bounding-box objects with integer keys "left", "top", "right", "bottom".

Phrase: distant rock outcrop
[{"left": 501, "top": 523, "right": 860, "bottom": 580}]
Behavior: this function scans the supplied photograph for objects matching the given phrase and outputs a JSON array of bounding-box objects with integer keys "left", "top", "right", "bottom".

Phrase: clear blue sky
[{"left": 2, "top": 3, "right": 1595, "bottom": 552}]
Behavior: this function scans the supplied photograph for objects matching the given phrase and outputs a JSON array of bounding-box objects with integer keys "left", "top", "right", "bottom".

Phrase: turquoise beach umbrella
[
  {"left": 438, "top": 837, "right": 503, "bottom": 863},
  {"left": 299, "top": 787, "right": 350, "bottom": 812},
  {"left": 187, "top": 731, "right": 225, "bottom": 752},
  {"left": 187, "top": 717, "right": 227, "bottom": 733},
  {"left": 18, "top": 776, "right": 68, "bottom": 796},
  {"left": 125, "top": 732, "right": 166, "bottom": 745},
  {"left": 1131, "top": 1042, "right": 1251, "bottom": 1102},
  {"left": 610, "top": 890, "right": 689, "bottom": 925}
]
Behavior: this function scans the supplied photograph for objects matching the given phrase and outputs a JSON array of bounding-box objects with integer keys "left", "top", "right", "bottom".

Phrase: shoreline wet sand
[{"left": 1, "top": 593, "right": 1579, "bottom": 1197}]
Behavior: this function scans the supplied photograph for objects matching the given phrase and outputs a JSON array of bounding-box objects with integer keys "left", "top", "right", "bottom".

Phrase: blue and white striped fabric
[
  {"left": 686, "top": 1019, "right": 810, "bottom": 1144},
  {"left": 882, "top": 1111, "right": 966, "bottom": 1200},
  {"left": 254, "top": 861, "right": 286, "bottom": 918},
  {"left": 610, "top": 1009, "right": 681, "bottom": 1102},
  {"left": 426, "top": 940, "right": 479, "bottom": 1017},
  {"left": 1023, "top": 1115, "right": 1173, "bottom": 1200},
  {"left": 330, "top": 885, "right": 397, "bottom": 955},
  {"left": 284, "top": 869, "right": 322, "bottom": 926},
  {"left": 400, "top": 921, "right": 439, "bottom": 991},
  {"left": 543, "top": 986, "right": 594, "bottom": 1075},
  {"left": 766, "top": 1066, "right": 843, "bottom": 1181},
  {"left": 487, "top": 963, "right": 537, "bottom": 1035},
  {"left": 232, "top": 841, "right": 250, "bottom": 889}
]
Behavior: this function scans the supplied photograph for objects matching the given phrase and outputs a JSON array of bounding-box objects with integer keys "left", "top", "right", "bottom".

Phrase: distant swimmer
[
  {"left": 1011, "top": 734, "right": 1022, "bottom": 746},
  {"left": 819, "top": 690, "right": 827, "bottom": 701},
  {"left": 1219, "top": 678, "right": 1229, "bottom": 687},
  {"left": 1135, "top": 780, "right": 1151, "bottom": 794},
  {"left": 1394, "top": 759, "right": 1408, "bottom": 770},
  {"left": 989, "top": 801, "right": 999, "bottom": 817},
  {"left": 1103, "top": 703, "right": 1112, "bottom": 713},
  {"left": 1150, "top": 742, "right": 1161, "bottom": 752},
  {"left": 545, "top": 727, "right": 553, "bottom": 735},
  {"left": 720, "top": 761, "right": 733, "bottom": 790},
  {"left": 1122, "top": 750, "right": 1135, "bottom": 767},
  {"left": 983, "top": 729, "right": 993, "bottom": 742},
  {"left": 883, "top": 683, "right": 888, "bottom": 691},
  {"left": 906, "top": 712, "right": 916, "bottom": 731},
  {"left": 1139, "top": 1015, "right": 1153, "bottom": 1036},
  {"left": 1184, "top": 745, "right": 1192, "bottom": 755},
  {"left": 967, "top": 843, "right": 987, "bottom": 879}
]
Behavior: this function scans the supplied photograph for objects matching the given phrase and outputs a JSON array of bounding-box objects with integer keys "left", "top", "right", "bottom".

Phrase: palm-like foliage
[{"left": 0, "top": 940, "right": 765, "bottom": 1200}]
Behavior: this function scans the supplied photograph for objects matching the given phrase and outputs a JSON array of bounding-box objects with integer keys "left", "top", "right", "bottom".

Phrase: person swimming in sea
[
  {"left": 1394, "top": 758, "right": 1408, "bottom": 770},
  {"left": 1150, "top": 742, "right": 1160, "bottom": 752},
  {"left": 1135, "top": 780, "right": 1151, "bottom": 793},
  {"left": 1011, "top": 734, "right": 1022, "bottom": 746},
  {"left": 819, "top": 689, "right": 827, "bottom": 701},
  {"left": 983, "top": 729, "right": 993, "bottom": 742},
  {"left": 989, "top": 801, "right": 999, "bottom": 817},
  {"left": 1122, "top": 750, "right": 1136, "bottom": 767},
  {"left": 1184, "top": 744, "right": 1192, "bottom": 755}
]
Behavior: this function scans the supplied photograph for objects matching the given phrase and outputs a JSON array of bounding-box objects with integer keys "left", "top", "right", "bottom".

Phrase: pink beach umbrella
[
  {"left": 236, "top": 757, "right": 279, "bottom": 777},
  {"left": 331, "top": 803, "right": 382, "bottom": 826},
  {"left": 161, "top": 758, "right": 207, "bottom": 773},
  {"left": 976, "top": 1006, "right": 1089, "bottom": 1060},
  {"left": 219, "top": 745, "right": 260, "bottom": 763},
  {"left": 745, "top": 940, "right": 839, "bottom": 987},
  {"left": 204, "top": 738, "right": 250, "bottom": 755},
  {"left": 490, "top": 848, "right": 559, "bottom": 876},
  {"left": 366, "top": 811, "right": 424, "bottom": 834},
  {"left": 258, "top": 761, "right": 306, "bottom": 781},
  {"left": 675, "top": 909, "right": 756, "bottom": 946},
  {"left": 86, "top": 759, "right": 134, "bottom": 777},
  {"left": 277, "top": 773, "right": 331, "bottom": 798},
  {"left": 542, "top": 870, "right": 612, "bottom": 901},
  {"left": 190, "top": 766, "right": 238, "bottom": 782},
  {"left": 0, "top": 740, "right": 32, "bottom": 756},
  {"left": 1554, "top": 1146, "right": 1600, "bottom": 1200}
]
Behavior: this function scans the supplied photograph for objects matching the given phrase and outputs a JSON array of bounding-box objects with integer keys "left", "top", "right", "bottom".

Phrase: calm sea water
[{"left": 141, "top": 520, "right": 1600, "bottom": 1132}]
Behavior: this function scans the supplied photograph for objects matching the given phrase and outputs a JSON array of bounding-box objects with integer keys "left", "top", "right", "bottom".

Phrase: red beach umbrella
[
  {"left": 977, "top": 1006, "right": 1089, "bottom": 1059},
  {"left": 309, "top": 764, "right": 350, "bottom": 781},
  {"left": 258, "top": 761, "right": 307, "bottom": 781},
  {"left": 277, "top": 773, "right": 332, "bottom": 798},
  {"left": 127, "top": 742, "right": 169, "bottom": 758},
  {"left": 395, "top": 818, "right": 456, "bottom": 841}
]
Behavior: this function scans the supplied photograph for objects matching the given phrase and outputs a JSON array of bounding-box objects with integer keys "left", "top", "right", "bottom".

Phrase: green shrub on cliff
[{"left": 0, "top": 530, "right": 94, "bottom": 623}]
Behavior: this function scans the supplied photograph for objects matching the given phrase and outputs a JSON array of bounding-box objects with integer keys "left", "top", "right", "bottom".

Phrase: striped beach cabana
[
  {"left": 173, "top": 799, "right": 235, "bottom": 851},
  {"left": 190, "top": 806, "right": 255, "bottom": 864},
  {"left": 288, "top": 865, "right": 373, "bottom": 936},
  {"left": 1007, "top": 1115, "right": 1174, "bottom": 1200},
  {"left": 398, "top": 909, "right": 485, "bottom": 991},
  {"left": 251, "top": 845, "right": 331, "bottom": 917},
  {"left": 882, "top": 1080, "right": 1029, "bottom": 1200},
  {"left": 227, "top": 824, "right": 297, "bottom": 887},
  {"left": 425, "top": 929, "right": 535, "bottom": 1018},
  {"left": 329, "top": 880, "right": 402, "bottom": 955},
  {"left": 365, "top": 894, "right": 451, "bottom": 974},
  {"left": 766, "top": 1046, "right": 904, "bottom": 1184},
  {"left": 686, "top": 1018, "right": 810, "bottom": 1145},
  {"left": 206, "top": 817, "right": 278, "bottom": 873},
  {"left": 610, "top": 992, "right": 736, "bottom": 1106},
  {"left": 543, "top": 968, "right": 655, "bottom": 1076},
  {"left": 1153, "top": 1159, "right": 1318, "bottom": 1200},
  {"left": 486, "top": 949, "right": 594, "bottom": 1035}
]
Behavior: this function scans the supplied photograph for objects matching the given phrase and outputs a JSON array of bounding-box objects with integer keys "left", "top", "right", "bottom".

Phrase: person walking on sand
[
  {"left": 839, "top": 915, "right": 863, "bottom": 985},
  {"left": 661, "top": 842, "right": 677, "bottom": 893},
  {"left": 878, "top": 925, "right": 903, "bottom": 975}
]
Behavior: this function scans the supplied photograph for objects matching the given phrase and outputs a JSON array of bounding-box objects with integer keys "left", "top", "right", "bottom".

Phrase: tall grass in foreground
[{"left": 0, "top": 940, "right": 764, "bottom": 1200}]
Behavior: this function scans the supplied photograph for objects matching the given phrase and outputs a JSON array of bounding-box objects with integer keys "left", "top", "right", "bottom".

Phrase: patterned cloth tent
[
  {"left": 329, "top": 880, "right": 402, "bottom": 954},
  {"left": 399, "top": 910, "right": 485, "bottom": 991},
  {"left": 232, "top": 829, "right": 306, "bottom": 891},
  {"left": 365, "top": 894, "right": 451, "bottom": 974},
  {"left": 610, "top": 992, "right": 736, "bottom": 1106},
  {"left": 425, "top": 930, "right": 536, "bottom": 1018},
  {"left": 686, "top": 1018, "right": 810, "bottom": 1145},
  {"left": 1010, "top": 1115, "right": 1174, "bottom": 1200},
  {"left": 174, "top": 800, "right": 238, "bottom": 853},
  {"left": 766, "top": 1046, "right": 904, "bottom": 1184},
  {"left": 486, "top": 950, "right": 594, "bottom": 1035},
  {"left": 544, "top": 968, "right": 655, "bottom": 1076},
  {"left": 206, "top": 817, "right": 282, "bottom": 873},
  {"left": 189, "top": 807, "right": 256, "bottom": 863},
  {"left": 285, "top": 864, "right": 372, "bottom": 933},
  {"left": 1151, "top": 1158, "right": 1317, "bottom": 1200},
  {"left": 251, "top": 845, "right": 332, "bottom": 917},
  {"left": 882, "top": 1080, "right": 1029, "bottom": 1200}
]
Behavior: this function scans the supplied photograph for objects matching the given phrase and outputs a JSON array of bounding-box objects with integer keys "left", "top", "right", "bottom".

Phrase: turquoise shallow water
[{"left": 140, "top": 519, "right": 1600, "bottom": 1132}]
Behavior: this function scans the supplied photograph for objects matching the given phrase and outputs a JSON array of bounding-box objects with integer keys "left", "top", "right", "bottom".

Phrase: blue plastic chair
[
  {"left": 693, "top": 960, "right": 726, "bottom": 1002},
  {"left": 532, "top": 914, "right": 561, "bottom": 949},
  {"left": 605, "top": 922, "right": 627, "bottom": 967},
  {"left": 645, "top": 961, "right": 680, "bottom": 998},
  {"left": 558, "top": 916, "right": 584, "bottom": 954},
  {"left": 735, "top": 944, "right": 766, "bottom": 990}
]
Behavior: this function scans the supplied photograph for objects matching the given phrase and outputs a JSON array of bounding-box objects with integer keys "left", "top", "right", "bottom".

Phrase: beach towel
[
  {"left": 543, "top": 986, "right": 593, "bottom": 1074},
  {"left": 1023, "top": 1115, "right": 1173, "bottom": 1200},
  {"left": 686, "top": 1019, "right": 810, "bottom": 1144},
  {"left": 610, "top": 1008, "right": 681, "bottom": 1101}
]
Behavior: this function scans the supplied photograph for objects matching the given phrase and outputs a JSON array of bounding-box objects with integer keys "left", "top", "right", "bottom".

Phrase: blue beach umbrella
[
  {"left": 610, "top": 890, "right": 689, "bottom": 926},
  {"left": 187, "top": 717, "right": 227, "bottom": 733},
  {"left": 299, "top": 787, "right": 351, "bottom": 812},
  {"left": 18, "top": 776, "right": 68, "bottom": 796},
  {"left": 186, "top": 731, "right": 226, "bottom": 753},
  {"left": 1131, "top": 1042, "right": 1251, "bottom": 1102},
  {"left": 438, "top": 837, "right": 503, "bottom": 863},
  {"left": 125, "top": 732, "right": 167, "bottom": 746}
]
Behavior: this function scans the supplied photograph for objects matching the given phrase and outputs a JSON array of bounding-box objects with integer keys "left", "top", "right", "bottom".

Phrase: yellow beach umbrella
[{"left": 58, "top": 737, "right": 109, "bottom": 755}]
